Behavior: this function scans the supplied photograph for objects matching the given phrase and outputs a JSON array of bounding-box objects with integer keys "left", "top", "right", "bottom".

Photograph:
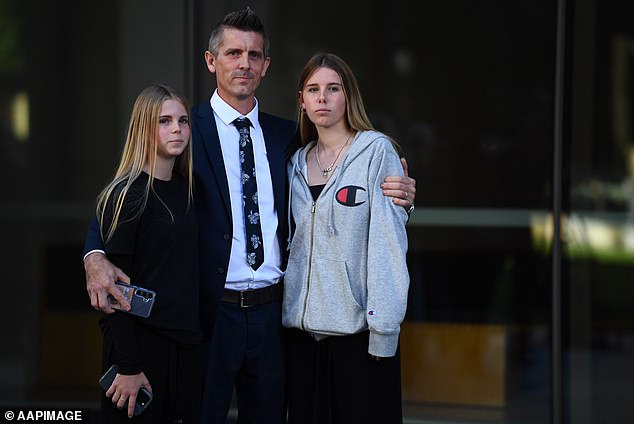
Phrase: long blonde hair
[{"left": 96, "top": 84, "right": 193, "bottom": 243}]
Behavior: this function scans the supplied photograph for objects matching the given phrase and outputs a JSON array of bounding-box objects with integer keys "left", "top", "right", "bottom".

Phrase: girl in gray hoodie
[{"left": 284, "top": 53, "right": 409, "bottom": 424}]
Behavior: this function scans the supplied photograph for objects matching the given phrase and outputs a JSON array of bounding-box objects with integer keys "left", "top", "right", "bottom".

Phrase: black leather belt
[{"left": 221, "top": 284, "right": 283, "bottom": 308}]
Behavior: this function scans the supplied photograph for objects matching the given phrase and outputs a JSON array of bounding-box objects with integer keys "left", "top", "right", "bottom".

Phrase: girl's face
[
  {"left": 299, "top": 67, "right": 347, "bottom": 131},
  {"left": 157, "top": 99, "right": 190, "bottom": 160}
]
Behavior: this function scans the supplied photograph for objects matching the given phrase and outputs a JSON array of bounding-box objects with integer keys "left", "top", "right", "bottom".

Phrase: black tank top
[{"left": 309, "top": 184, "right": 325, "bottom": 201}]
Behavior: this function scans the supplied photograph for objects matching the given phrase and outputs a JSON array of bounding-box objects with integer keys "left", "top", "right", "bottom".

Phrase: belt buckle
[{"left": 240, "top": 289, "right": 254, "bottom": 308}]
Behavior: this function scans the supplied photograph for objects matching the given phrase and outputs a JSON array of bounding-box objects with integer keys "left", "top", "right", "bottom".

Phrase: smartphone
[
  {"left": 99, "top": 364, "right": 153, "bottom": 416},
  {"left": 108, "top": 281, "right": 156, "bottom": 318}
]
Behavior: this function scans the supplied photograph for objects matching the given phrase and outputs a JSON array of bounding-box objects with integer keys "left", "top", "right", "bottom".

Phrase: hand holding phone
[
  {"left": 100, "top": 365, "right": 153, "bottom": 417},
  {"left": 108, "top": 281, "right": 156, "bottom": 318}
]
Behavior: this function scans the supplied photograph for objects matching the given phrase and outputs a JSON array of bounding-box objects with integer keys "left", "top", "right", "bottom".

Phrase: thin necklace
[{"left": 315, "top": 132, "right": 353, "bottom": 178}]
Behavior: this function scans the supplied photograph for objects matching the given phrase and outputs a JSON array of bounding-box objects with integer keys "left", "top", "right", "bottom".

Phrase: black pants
[
  {"left": 100, "top": 325, "right": 202, "bottom": 423},
  {"left": 286, "top": 329, "right": 403, "bottom": 424},
  {"left": 200, "top": 300, "right": 286, "bottom": 424}
]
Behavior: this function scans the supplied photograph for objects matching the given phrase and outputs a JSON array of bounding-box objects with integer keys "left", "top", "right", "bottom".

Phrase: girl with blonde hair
[{"left": 96, "top": 84, "right": 202, "bottom": 422}]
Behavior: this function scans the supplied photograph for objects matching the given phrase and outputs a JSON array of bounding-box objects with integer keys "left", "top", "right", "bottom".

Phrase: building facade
[{"left": 0, "top": 0, "right": 632, "bottom": 422}]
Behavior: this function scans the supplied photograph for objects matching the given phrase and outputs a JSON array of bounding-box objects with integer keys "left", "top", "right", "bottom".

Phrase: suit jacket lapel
[
  {"left": 194, "top": 101, "right": 232, "bottom": 218},
  {"left": 259, "top": 113, "right": 286, "bottom": 214}
]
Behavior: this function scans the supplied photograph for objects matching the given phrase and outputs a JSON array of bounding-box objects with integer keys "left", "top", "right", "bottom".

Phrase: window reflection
[{"left": 11, "top": 92, "right": 29, "bottom": 142}]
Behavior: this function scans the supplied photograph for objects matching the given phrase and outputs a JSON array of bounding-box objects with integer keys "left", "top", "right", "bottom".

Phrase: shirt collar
[{"left": 210, "top": 89, "right": 260, "bottom": 129}]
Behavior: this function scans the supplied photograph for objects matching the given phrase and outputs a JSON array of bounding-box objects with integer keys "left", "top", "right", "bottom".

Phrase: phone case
[
  {"left": 99, "top": 364, "right": 117, "bottom": 391},
  {"left": 109, "top": 282, "right": 156, "bottom": 318},
  {"left": 99, "top": 364, "right": 153, "bottom": 416}
]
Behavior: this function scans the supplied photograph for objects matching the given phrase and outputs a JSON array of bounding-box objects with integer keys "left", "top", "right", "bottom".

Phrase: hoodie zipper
[
  {"left": 301, "top": 199, "right": 317, "bottom": 330},
  {"left": 292, "top": 165, "right": 317, "bottom": 331}
]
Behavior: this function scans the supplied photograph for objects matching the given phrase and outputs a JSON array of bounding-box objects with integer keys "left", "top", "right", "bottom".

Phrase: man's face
[{"left": 205, "top": 28, "right": 270, "bottom": 107}]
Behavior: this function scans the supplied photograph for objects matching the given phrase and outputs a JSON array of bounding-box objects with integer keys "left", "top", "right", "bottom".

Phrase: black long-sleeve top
[{"left": 99, "top": 172, "right": 201, "bottom": 374}]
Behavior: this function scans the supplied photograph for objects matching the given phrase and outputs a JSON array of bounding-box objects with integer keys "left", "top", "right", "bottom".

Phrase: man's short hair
[{"left": 207, "top": 7, "right": 269, "bottom": 57}]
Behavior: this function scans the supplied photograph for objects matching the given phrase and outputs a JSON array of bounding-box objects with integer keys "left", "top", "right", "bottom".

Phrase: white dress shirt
[{"left": 210, "top": 90, "right": 282, "bottom": 290}]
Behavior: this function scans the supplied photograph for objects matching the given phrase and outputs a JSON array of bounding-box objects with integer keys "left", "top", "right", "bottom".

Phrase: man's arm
[
  {"left": 84, "top": 216, "right": 131, "bottom": 313},
  {"left": 381, "top": 157, "right": 417, "bottom": 208}
]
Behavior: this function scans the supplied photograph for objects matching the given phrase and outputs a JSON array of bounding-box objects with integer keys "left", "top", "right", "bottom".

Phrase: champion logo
[
  {"left": 335, "top": 185, "right": 367, "bottom": 207},
  {"left": 368, "top": 309, "right": 377, "bottom": 316}
]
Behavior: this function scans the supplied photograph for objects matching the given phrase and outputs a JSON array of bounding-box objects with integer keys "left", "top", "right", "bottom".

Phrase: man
[{"left": 84, "top": 8, "right": 416, "bottom": 423}]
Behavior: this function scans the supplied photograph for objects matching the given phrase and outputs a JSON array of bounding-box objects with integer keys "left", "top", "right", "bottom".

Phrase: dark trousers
[
  {"left": 286, "top": 329, "right": 403, "bottom": 424},
  {"left": 200, "top": 300, "right": 286, "bottom": 424},
  {"left": 100, "top": 325, "right": 202, "bottom": 423}
]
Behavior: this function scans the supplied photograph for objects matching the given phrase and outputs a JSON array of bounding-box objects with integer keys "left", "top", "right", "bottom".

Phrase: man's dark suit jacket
[
  {"left": 84, "top": 99, "right": 298, "bottom": 340},
  {"left": 191, "top": 100, "right": 297, "bottom": 339}
]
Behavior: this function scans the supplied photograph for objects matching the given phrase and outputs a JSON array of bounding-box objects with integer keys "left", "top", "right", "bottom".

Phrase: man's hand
[
  {"left": 84, "top": 252, "right": 131, "bottom": 313},
  {"left": 381, "top": 157, "right": 416, "bottom": 207},
  {"left": 106, "top": 371, "right": 152, "bottom": 418}
]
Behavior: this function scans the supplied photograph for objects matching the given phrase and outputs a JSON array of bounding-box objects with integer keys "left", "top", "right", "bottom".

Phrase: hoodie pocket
[{"left": 304, "top": 257, "right": 366, "bottom": 335}]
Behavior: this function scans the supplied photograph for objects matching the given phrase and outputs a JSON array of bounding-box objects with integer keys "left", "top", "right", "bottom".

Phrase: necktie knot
[{"left": 233, "top": 117, "right": 252, "bottom": 130}]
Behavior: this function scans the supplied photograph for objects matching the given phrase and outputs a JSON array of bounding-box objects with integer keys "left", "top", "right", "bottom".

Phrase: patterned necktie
[{"left": 233, "top": 117, "right": 264, "bottom": 270}]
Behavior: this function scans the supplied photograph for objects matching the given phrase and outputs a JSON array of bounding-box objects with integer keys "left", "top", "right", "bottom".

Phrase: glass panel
[
  {"left": 565, "top": 0, "right": 634, "bottom": 423},
  {"left": 370, "top": 2, "right": 556, "bottom": 422},
  {"left": 0, "top": 0, "right": 120, "bottom": 406}
]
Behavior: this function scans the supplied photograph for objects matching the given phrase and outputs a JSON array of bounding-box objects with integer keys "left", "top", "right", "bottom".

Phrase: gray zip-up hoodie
[{"left": 283, "top": 130, "right": 409, "bottom": 357}]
